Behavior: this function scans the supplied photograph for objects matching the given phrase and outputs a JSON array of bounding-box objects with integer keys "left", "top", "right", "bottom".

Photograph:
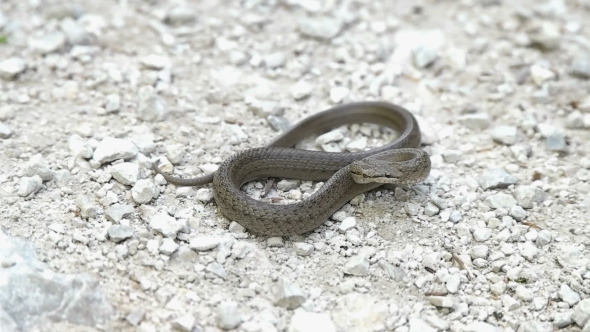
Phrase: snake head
[
  {"left": 349, "top": 159, "right": 405, "bottom": 184},
  {"left": 349, "top": 149, "right": 431, "bottom": 185}
]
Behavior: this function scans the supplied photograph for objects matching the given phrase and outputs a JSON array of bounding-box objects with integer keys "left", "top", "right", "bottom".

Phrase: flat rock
[
  {"left": 0, "top": 57, "right": 26, "bottom": 80},
  {"left": 105, "top": 204, "right": 134, "bottom": 222},
  {"left": 479, "top": 169, "right": 518, "bottom": 190},
  {"left": 0, "top": 230, "right": 113, "bottom": 330},
  {"left": 288, "top": 311, "right": 336, "bottom": 332},
  {"left": 274, "top": 277, "right": 306, "bottom": 309},
  {"left": 93, "top": 137, "right": 138, "bottom": 164}
]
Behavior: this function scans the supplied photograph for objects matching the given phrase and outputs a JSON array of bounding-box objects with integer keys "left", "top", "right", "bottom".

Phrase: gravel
[{"left": 1, "top": 0, "right": 589, "bottom": 331}]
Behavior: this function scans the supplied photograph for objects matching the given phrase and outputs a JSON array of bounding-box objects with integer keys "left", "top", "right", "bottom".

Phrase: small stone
[
  {"left": 424, "top": 202, "right": 440, "bottom": 216},
  {"left": 192, "top": 188, "right": 212, "bottom": 203},
  {"left": 446, "top": 274, "right": 461, "bottom": 293},
  {"left": 216, "top": 301, "right": 242, "bottom": 330},
  {"left": 329, "top": 86, "right": 350, "bottom": 103},
  {"left": 509, "top": 205, "right": 527, "bottom": 221},
  {"left": 199, "top": 163, "right": 218, "bottom": 174},
  {"left": 93, "top": 137, "right": 138, "bottom": 164},
  {"left": 75, "top": 195, "right": 97, "bottom": 218},
  {"left": 68, "top": 134, "right": 93, "bottom": 158},
  {"left": 469, "top": 245, "right": 489, "bottom": 259},
  {"left": 48, "top": 223, "right": 65, "bottom": 234},
  {"left": 514, "top": 185, "right": 548, "bottom": 208},
  {"left": 345, "top": 138, "right": 367, "bottom": 152},
  {"left": 536, "top": 123, "right": 561, "bottom": 137},
  {"left": 62, "top": 80, "right": 79, "bottom": 100},
  {"left": 536, "top": 230, "right": 552, "bottom": 246},
  {"left": 25, "top": 156, "right": 53, "bottom": 181},
  {"left": 339, "top": 217, "right": 356, "bottom": 232},
  {"left": 530, "top": 64, "right": 555, "bottom": 85},
  {"left": 28, "top": 32, "right": 66, "bottom": 54},
  {"left": 404, "top": 202, "right": 419, "bottom": 216},
  {"left": 172, "top": 315, "right": 196, "bottom": 332},
  {"left": 206, "top": 262, "right": 227, "bottom": 279},
  {"left": 125, "top": 308, "right": 146, "bottom": 326},
  {"left": 492, "top": 126, "right": 519, "bottom": 145},
  {"left": 479, "top": 169, "right": 518, "bottom": 190},
  {"left": 532, "top": 297, "right": 547, "bottom": 311},
  {"left": 132, "top": 179, "right": 158, "bottom": 204},
  {"left": 165, "top": 6, "right": 197, "bottom": 26},
  {"left": 485, "top": 193, "right": 517, "bottom": 209},
  {"left": 428, "top": 296, "right": 456, "bottom": 308},
  {"left": 519, "top": 241, "right": 538, "bottom": 261},
  {"left": 290, "top": 80, "right": 313, "bottom": 100},
  {"left": 413, "top": 44, "right": 438, "bottom": 68},
  {"left": 247, "top": 98, "right": 283, "bottom": 117},
  {"left": 298, "top": 16, "right": 343, "bottom": 40},
  {"left": 378, "top": 260, "right": 405, "bottom": 281},
  {"left": 0, "top": 106, "right": 15, "bottom": 120},
  {"left": 267, "top": 237, "right": 284, "bottom": 247},
  {"left": 105, "top": 204, "right": 134, "bottom": 222},
  {"left": 490, "top": 281, "right": 506, "bottom": 295},
  {"left": 105, "top": 94, "right": 121, "bottom": 113},
  {"left": 463, "top": 322, "right": 502, "bottom": 332},
  {"left": 150, "top": 213, "right": 184, "bottom": 238},
  {"left": 159, "top": 238, "right": 179, "bottom": 256},
  {"left": 0, "top": 57, "right": 26, "bottom": 80},
  {"left": 316, "top": 130, "right": 344, "bottom": 145},
  {"left": 166, "top": 144, "right": 184, "bottom": 164},
  {"left": 580, "top": 96, "right": 590, "bottom": 112},
  {"left": 60, "top": 17, "right": 89, "bottom": 45},
  {"left": 137, "top": 85, "right": 167, "bottom": 121},
  {"left": 515, "top": 285, "right": 534, "bottom": 302},
  {"left": 277, "top": 180, "right": 300, "bottom": 191},
  {"left": 274, "top": 277, "right": 306, "bottom": 309},
  {"left": 132, "top": 138, "right": 155, "bottom": 154},
  {"left": 529, "top": 21, "right": 560, "bottom": 51},
  {"left": 288, "top": 311, "right": 336, "bottom": 332},
  {"left": 567, "top": 111, "right": 585, "bottom": 129},
  {"left": 343, "top": 255, "right": 369, "bottom": 276},
  {"left": 442, "top": 150, "right": 462, "bottom": 163},
  {"left": 553, "top": 311, "right": 573, "bottom": 329},
  {"left": 502, "top": 294, "right": 520, "bottom": 310},
  {"left": 0, "top": 122, "right": 12, "bottom": 139},
  {"left": 189, "top": 236, "right": 219, "bottom": 251},
  {"left": 264, "top": 52, "right": 286, "bottom": 69},
  {"left": 267, "top": 115, "right": 291, "bottom": 132},
  {"left": 228, "top": 222, "right": 245, "bottom": 234},
  {"left": 573, "top": 299, "right": 590, "bottom": 327},
  {"left": 321, "top": 142, "right": 341, "bottom": 152},
  {"left": 141, "top": 54, "right": 171, "bottom": 70},
  {"left": 110, "top": 162, "right": 140, "bottom": 185},
  {"left": 458, "top": 113, "right": 490, "bottom": 131},
  {"left": 73, "top": 123, "right": 94, "bottom": 137},
  {"left": 571, "top": 55, "right": 590, "bottom": 79},
  {"left": 525, "top": 229, "right": 538, "bottom": 242},
  {"left": 107, "top": 225, "right": 133, "bottom": 243},
  {"left": 293, "top": 242, "right": 314, "bottom": 256},
  {"left": 408, "top": 318, "right": 437, "bottom": 332},
  {"left": 415, "top": 276, "right": 429, "bottom": 289},
  {"left": 560, "top": 284, "right": 581, "bottom": 306},
  {"left": 449, "top": 210, "right": 462, "bottom": 223},
  {"left": 546, "top": 133, "right": 568, "bottom": 153},
  {"left": 175, "top": 187, "right": 197, "bottom": 198},
  {"left": 516, "top": 321, "right": 552, "bottom": 332}
]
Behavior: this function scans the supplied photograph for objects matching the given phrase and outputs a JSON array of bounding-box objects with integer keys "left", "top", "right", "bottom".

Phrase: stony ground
[{"left": 1, "top": 0, "right": 590, "bottom": 331}]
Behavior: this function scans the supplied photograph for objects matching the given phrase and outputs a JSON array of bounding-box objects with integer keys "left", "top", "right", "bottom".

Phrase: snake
[{"left": 153, "top": 101, "right": 431, "bottom": 236}]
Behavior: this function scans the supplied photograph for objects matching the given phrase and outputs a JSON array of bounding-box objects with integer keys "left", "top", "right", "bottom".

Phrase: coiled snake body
[{"left": 153, "top": 101, "right": 431, "bottom": 236}]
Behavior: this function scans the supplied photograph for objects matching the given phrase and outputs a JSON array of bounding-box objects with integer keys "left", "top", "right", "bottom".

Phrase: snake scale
[{"left": 153, "top": 101, "right": 431, "bottom": 236}]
